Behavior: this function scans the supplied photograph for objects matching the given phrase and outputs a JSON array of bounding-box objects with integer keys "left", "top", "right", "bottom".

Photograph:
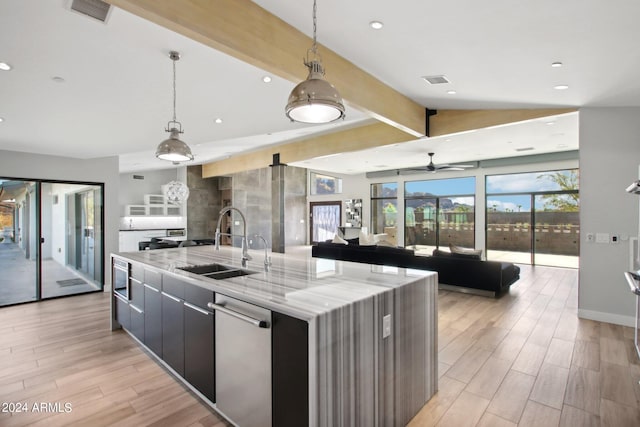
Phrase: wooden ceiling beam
[
  {"left": 201, "top": 122, "right": 412, "bottom": 178},
  {"left": 429, "top": 108, "right": 577, "bottom": 136},
  {"left": 105, "top": 0, "right": 426, "bottom": 137}
]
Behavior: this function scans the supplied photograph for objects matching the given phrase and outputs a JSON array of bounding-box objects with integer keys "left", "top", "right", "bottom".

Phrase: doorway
[
  {"left": 309, "top": 201, "right": 341, "bottom": 243},
  {"left": 0, "top": 178, "right": 104, "bottom": 306},
  {"left": 485, "top": 169, "right": 579, "bottom": 268}
]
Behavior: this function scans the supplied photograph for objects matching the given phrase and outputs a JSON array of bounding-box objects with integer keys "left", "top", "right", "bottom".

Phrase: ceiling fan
[{"left": 409, "top": 152, "right": 475, "bottom": 173}]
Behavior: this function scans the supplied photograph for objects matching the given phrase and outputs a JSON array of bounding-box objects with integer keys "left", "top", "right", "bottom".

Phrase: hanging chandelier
[
  {"left": 285, "top": 0, "right": 345, "bottom": 124},
  {"left": 156, "top": 51, "right": 194, "bottom": 162}
]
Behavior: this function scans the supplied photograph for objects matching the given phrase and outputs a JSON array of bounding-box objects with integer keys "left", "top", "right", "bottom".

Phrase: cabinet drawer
[
  {"left": 130, "top": 304, "right": 145, "bottom": 342},
  {"left": 162, "top": 274, "right": 185, "bottom": 299},
  {"left": 144, "top": 268, "right": 162, "bottom": 289},
  {"left": 115, "top": 294, "right": 130, "bottom": 330},
  {"left": 184, "top": 284, "right": 214, "bottom": 310},
  {"left": 131, "top": 263, "right": 144, "bottom": 282},
  {"left": 130, "top": 278, "right": 144, "bottom": 308}
]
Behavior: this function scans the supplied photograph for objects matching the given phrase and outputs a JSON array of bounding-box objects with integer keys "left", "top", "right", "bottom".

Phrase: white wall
[
  {"left": 118, "top": 168, "right": 179, "bottom": 213},
  {"left": 578, "top": 107, "right": 640, "bottom": 326},
  {"left": 0, "top": 149, "right": 119, "bottom": 289}
]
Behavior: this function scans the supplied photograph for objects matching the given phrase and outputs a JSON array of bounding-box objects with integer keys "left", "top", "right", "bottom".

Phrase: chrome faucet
[
  {"left": 215, "top": 206, "right": 252, "bottom": 268},
  {"left": 254, "top": 234, "right": 272, "bottom": 272}
]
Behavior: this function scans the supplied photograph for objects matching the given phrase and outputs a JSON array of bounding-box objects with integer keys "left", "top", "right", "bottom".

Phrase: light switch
[
  {"left": 596, "top": 233, "right": 610, "bottom": 243},
  {"left": 382, "top": 314, "right": 391, "bottom": 338}
]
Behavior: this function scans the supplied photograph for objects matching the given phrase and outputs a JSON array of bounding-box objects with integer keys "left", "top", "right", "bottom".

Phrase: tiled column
[{"left": 271, "top": 163, "right": 285, "bottom": 253}]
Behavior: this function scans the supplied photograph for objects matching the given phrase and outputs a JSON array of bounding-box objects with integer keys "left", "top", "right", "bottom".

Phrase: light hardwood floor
[
  {"left": 409, "top": 265, "right": 640, "bottom": 427},
  {"left": 0, "top": 265, "right": 639, "bottom": 426},
  {"left": 0, "top": 292, "right": 229, "bottom": 427}
]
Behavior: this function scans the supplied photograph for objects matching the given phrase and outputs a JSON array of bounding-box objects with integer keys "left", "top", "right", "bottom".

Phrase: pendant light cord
[
  {"left": 311, "top": 0, "right": 317, "bottom": 55},
  {"left": 172, "top": 57, "right": 177, "bottom": 123}
]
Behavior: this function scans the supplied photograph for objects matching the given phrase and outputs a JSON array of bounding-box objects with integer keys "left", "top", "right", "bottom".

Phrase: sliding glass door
[
  {"left": 0, "top": 178, "right": 104, "bottom": 306},
  {"left": 0, "top": 179, "right": 38, "bottom": 305},
  {"left": 486, "top": 169, "right": 579, "bottom": 267}
]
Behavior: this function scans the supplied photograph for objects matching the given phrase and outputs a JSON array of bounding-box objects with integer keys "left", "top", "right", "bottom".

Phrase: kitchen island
[{"left": 111, "top": 246, "right": 438, "bottom": 427}]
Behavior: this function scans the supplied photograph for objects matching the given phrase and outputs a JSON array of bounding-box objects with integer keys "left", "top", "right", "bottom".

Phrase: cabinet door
[
  {"left": 130, "top": 277, "right": 144, "bottom": 308},
  {"left": 184, "top": 302, "right": 215, "bottom": 402},
  {"left": 130, "top": 303, "right": 144, "bottom": 341},
  {"left": 144, "top": 284, "right": 162, "bottom": 356},
  {"left": 115, "top": 294, "right": 130, "bottom": 330},
  {"left": 162, "top": 292, "right": 184, "bottom": 376},
  {"left": 272, "top": 311, "right": 309, "bottom": 427}
]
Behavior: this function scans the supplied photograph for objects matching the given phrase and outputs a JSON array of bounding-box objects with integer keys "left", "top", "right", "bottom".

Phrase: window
[
  {"left": 310, "top": 172, "right": 342, "bottom": 195},
  {"left": 371, "top": 182, "right": 398, "bottom": 238},
  {"left": 404, "top": 177, "right": 475, "bottom": 253}
]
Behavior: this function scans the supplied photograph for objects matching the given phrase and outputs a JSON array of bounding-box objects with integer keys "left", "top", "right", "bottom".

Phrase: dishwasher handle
[{"left": 208, "top": 302, "right": 269, "bottom": 328}]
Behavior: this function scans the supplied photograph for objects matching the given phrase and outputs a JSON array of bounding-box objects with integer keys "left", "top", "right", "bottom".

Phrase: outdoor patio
[{"left": 0, "top": 239, "right": 100, "bottom": 306}]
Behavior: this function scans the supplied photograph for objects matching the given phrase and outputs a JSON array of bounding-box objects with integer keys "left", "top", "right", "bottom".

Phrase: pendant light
[
  {"left": 285, "top": 0, "right": 345, "bottom": 124},
  {"left": 156, "top": 51, "right": 194, "bottom": 162}
]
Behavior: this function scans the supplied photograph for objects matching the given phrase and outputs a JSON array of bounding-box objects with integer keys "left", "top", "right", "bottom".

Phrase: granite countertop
[{"left": 113, "top": 246, "right": 436, "bottom": 320}]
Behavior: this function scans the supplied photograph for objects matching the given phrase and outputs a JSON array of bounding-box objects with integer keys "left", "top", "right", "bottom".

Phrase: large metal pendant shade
[
  {"left": 286, "top": 60, "right": 345, "bottom": 123},
  {"left": 285, "top": 0, "right": 345, "bottom": 124},
  {"left": 156, "top": 126, "right": 193, "bottom": 162}
]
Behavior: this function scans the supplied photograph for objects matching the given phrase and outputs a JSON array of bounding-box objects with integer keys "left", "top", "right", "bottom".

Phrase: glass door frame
[{"left": 0, "top": 175, "right": 105, "bottom": 306}]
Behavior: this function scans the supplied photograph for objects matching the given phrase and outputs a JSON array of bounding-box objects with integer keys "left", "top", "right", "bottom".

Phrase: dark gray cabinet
[
  {"left": 114, "top": 293, "right": 130, "bottom": 330},
  {"left": 144, "top": 283, "right": 162, "bottom": 356},
  {"left": 129, "top": 303, "right": 144, "bottom": 341},
  {"left": 162, "top": 290, "right": 184, "bottom": 376},
  {"left": 184, "top": 302, "right": 215, "bottom": 402}
]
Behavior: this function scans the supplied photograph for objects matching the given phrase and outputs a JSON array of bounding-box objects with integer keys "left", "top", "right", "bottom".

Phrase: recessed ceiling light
[
  {"left": 557, "top": 144, "right": 568, "bottom": 148},
  {"left": 262, "top": 75, "right": 272, "bottom": 83},
  {"left": 52, "top": 76, "right": 65, "bottom": 83},
  {"left": 214, "top": 118, "right": 223, "bottom": 124},
  {"left": 551, "top": 62, "right": 563, "bottom": 68},
  {"left": 445, "top": 138, "right": 451, "bottom": 142},
  {"left": 546, "top": 121, "right": 556, "bottom": 125},
  {"left": 0, "top": 62, "right": 12, "bottom": 71},
  {"left": 0, "top": 117, "right": 4, "bottom": 122},
  {"left": 554, "top": 84, "right": 569, "bottom": 90},
  {"left": 369, "top": 21, "right": 383, "bottom": 30},
  {"left": 447, "top": 90, "right": 457, "bottom": 95}
]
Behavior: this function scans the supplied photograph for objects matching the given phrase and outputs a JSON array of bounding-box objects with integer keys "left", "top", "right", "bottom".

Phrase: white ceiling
[{"left": 1, "top": 1, "right": 638, "bottom": 174}]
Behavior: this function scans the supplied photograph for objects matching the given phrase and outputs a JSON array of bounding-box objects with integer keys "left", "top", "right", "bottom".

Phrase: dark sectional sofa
[{"left": 312, "top": 242, "right": 520, "bottom": 297}]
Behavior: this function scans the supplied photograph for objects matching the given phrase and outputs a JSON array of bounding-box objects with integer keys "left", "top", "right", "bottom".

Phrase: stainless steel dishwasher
[{"left": 209, "top": 294, "right": 272, "bottom": 427}]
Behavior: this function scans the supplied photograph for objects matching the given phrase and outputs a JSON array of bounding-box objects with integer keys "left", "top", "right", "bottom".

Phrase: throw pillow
[
  {"left": 448, "top": 244, "right": 482, "bottom": 260},
  {"left": 331, "top": 234, "right": 349, "bottom": 245},
  {"left": 449, "top": 244, "right": 483, "bottom": 258},
  {"left": 359, "top": 230, "right": 376, "bottom": 246}
]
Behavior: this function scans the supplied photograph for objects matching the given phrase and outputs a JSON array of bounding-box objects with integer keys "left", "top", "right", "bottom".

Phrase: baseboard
[{"left": 577, "top": 308, "right": 636, "bottom": 327}]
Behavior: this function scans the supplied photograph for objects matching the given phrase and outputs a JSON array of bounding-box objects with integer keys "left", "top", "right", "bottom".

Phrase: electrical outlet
[{"left": 382, "top": 314, "right": 391, "bottom": 338}]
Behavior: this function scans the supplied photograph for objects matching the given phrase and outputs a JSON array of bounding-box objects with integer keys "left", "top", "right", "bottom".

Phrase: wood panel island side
[{"left": 111, "top": 246, "right": 438, "bottom": 427}]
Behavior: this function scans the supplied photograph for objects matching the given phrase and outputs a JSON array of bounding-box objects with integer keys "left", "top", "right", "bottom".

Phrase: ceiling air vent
[
  {"left": 515, "top": 147, "right": 535, "bottom": 152},
  {"left": 70, "top": 0, "right": 111, "bottom": 23},
  {"left": 422, "top": 75, "right": 450, "bottom": 85}
]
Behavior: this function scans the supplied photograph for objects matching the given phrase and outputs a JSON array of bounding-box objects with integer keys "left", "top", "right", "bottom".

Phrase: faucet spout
[
  {"left": 254, "top": 234, "right": 272, "bottom": 272},
  {"left": 215, "top": 206, "right": 252, "bottom": 267}
]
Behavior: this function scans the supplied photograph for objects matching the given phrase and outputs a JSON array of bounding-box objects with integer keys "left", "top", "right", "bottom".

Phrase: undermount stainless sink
[{"left": 178, "top": 263, "right": 256, "bottom": 280}]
